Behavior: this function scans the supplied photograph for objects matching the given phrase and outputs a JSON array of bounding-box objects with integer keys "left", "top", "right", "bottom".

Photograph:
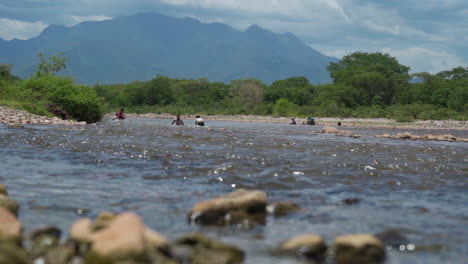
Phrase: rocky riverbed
[
  {"left": 1, "top": 184, "right": 390, "bottom": 264},
  {"left": 0, "top": 106, "right": 86, "bottom": 125}
]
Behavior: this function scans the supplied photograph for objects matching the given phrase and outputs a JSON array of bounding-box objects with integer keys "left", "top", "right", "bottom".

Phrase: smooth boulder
[
  {"left": 278, "top": 234, "right": 327, "bottom": 261},
  {"left": 188, "top": 189, "right": 267, "bottom": 226},
  {"left": 0, "top": 194, "right": 19, "bottom": 215},
  {"left": 0, "top": 207, "right": 22, "bottom": 243},
  {"left": 332, "top": 234, "right": 385, "bottom": 264}
]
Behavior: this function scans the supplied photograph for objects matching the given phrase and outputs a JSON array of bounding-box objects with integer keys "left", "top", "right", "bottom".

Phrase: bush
[{"left": 272, "top": 98, "right": 298, "bottom": 117}]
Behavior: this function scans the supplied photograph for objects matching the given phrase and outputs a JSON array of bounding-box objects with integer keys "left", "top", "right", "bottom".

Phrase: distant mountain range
[{"left": 0, "top": 12, "right": 337, "bottom": 85}]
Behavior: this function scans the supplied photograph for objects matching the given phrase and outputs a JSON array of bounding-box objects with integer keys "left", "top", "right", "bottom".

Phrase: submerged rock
[
  {"left": 267, "top": 202, "right": 301, "bottom": 217},
  {"left": 0, "top": 184, "right": 7, "bottom": 195},
  {"left": 375, "top": 228, "right": 409, "bottom": 248},
  {"left": 321, "top": 126, "right": 362, "bottom": 138},
  {"left": 332, "top": 234, "right": 385, "bottom": 264},
  {"left": 278, "top": 234, "right": 327, "bottom": 261},
  {"left": 29, "top": 226, "right": 62, "bottom": 258},
  {"left": 176, "top": 232, "right": 244, "bottom": 264},
  {"left": 188, "top": 189, "right": 267, "bottom": 226}
]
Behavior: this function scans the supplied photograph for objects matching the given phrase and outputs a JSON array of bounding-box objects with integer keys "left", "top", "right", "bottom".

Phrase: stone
[
  {"left": 144, "top": 228, "right": 169, "bottom": 251},
  {"left": 375, "top": 228, "right": 409, "bottom": 248},
  {"left": 321, "top": 126, "right": 340, "bottom": 134},
  {"left": 43, "top": 244, "right": 76, "bottom": 264},
  {"left": 30, "top": 234, "right": 60, "bottom": 258},
  {"left": 188, "top": 189, "right": 267, "bottom": 226},
  {"left": 70, "top": 218, "right": 94, "bottom": 243},
  {"left": 0, "top": 208, "right": 22, "bottom": 243},
  {"left": 91, "top": 211, "right": 116, "bottom": 231},
  {"left": 267, "top": 202, "right": 301, "bottom": 217},
  {"left": 341, "top": 198, "right": 362, "bottom": 206},
  {"left": 0, "top": 194, "right": 19, "bottom": 215},
  {"left": 0, "top": 184, "right": 7, "bottom": 195},
  {"left": 30, "top": 226, "right": 62, "bottom": 241},
  {"left": 279, "top": 234, "right": 327, "bottom": 261},
  {"left": 332, "top": 234, "right": 385, "bottom": 264},
  {"left": 177, "top": 232, "right": 244, "bottom": 264},
  {"left": 89, "top": 212, "right": 148, "bottom": 261},
  {"left": 7, "top": 123, "right": 23, "bottom": 128},
  {"left": 0, "top": 242, "right": 29, "bottom": 264}
]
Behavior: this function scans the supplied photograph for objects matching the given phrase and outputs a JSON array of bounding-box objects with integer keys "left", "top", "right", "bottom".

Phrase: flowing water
[{"left": 1, "top": 118, "right": 467, "bottom": 264}]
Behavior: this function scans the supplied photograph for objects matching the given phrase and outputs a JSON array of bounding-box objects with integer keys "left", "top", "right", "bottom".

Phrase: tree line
[{"left": 1, "top": 52, "right": 467, "bottom": 123}]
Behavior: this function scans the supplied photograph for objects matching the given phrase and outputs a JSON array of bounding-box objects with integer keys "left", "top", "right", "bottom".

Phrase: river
[{"left": 1, "top": 118, "right": 467, "bottom": 264}]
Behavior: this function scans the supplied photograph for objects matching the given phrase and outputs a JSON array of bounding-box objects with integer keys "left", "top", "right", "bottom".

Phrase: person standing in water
[
  {"left": 172, "top": 114, "right": 184, "bottom": 126},
  {"left": 195, "top": 115, "right": 205, "bottom": 126},
  {"left": 290, "top": 117, "right": 296, "bottom": 125}
]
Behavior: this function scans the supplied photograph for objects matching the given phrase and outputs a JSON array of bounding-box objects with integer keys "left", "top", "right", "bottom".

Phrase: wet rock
[
  {"left": 7, "top": 123, "right": 24, "bottom": 128},
  {"left": 0, "top": 207, "right": 23, "bottom": 243},
  {"left": 29, "top": 226, "right": 63, "bottom": 258},
  {"left": 88, "top": 212, "right": 148, "bottom": 262},
  {"left": 30, "top": 226, "right": 62, "bottom": 241},
  {"left": 278, "top": 234, "right": 327, "bottom": 261},
  {"left": 341, "top": 198, "right": 362, "bottom": 206},
  {"left": 267, "top": 202, "right": 301, "bottom": 217},
  {"left": 188, "top": 189, "right": 267, "bottom": 226},
  {"left": 375, "top": 228, "right": 409, "bottom": 248},
  {"left": 176, "top": 232, "right": 244, "bottom": 264},
  {"left": 0, "top": 242, "right": 29, "bottom": 264},
  {"left": 0, "top": 184, "right": 7, "bottom": 195},
  {"left": 332, "top": 234, "right": 385, "bottom": 264},
  {"left": 43, "top": 244, "right": 76, "bottom": 264},
  {"left": 321, "top": 126, "right": 362, "bottom": 138},
  {"left": 144, "top": 228, "right": 170, "bottom": 251},
  {"left": 0, "top": 194, "right": 19, "bottom": 215}
]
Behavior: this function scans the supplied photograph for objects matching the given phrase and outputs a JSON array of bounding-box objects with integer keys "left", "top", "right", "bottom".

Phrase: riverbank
[
  {"left": 0, "top": 106, "right": 86, "bottom": 125},
  {"left": 121, "top": 113, "right": 468, "bottom": 130}
]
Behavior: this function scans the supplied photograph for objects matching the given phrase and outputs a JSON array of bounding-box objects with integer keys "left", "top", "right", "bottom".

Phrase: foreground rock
[
  {"left": 267, "top": 202, "right": 301, "bottom": 217},
  {"left": 332, "top": 234, "right": 385, "bottom": 264},
  {"left": 376, "top": 132, "right": 468, "bottom": 142},
  {"left": 0, "top": 105, "right": 86, "bottom": 125},
  {"left": 278, "top": 234, "right": 327, "bottom": 262},
  {"left": 321, "top": 126, "right": 362, "bottom": 138},
  {"left": 188, "top": 189, "right": 268, "bottom": 226},
  {"left": 0, "top": 207, "right": 23, "bottom": 243},
  {"left": 175, "top": 233, "right": 244, "bottom": 264},
  {"left": 0, "top": 193, "right": 19, "bottom": 215}
]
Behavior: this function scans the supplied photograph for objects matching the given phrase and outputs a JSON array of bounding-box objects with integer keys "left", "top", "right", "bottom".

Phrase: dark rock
[
  {"left": 278, "top": 234, "right": 327, "bottom": 262},
  {"left": 375, "top": 228, "right": 409, "bottom": 248},
  {"left": 30, "top": 226, "right": 62, "bottom": 241},
  {"left": 268, "top": 202, "right": 301, "bottom": 217},
  {"left": 0, "top": 242, "right": 29, "bottom": 264},
  {"left": 177, "top": 232, "right": 244, "bottom": 264},
  {"left": 341, "top": 198, "right": 362, "bottom": 206},
  {"left": 332, "top": 234, "right": 386, "bottom": 264}
]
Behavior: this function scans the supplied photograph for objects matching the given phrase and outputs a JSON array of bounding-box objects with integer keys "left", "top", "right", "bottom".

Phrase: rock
[
  {"left": 144, "top": 228, "right": 169, "bottom": 251},
  {"left": 321, "top": 126, "right": 340, "bottom": 134},
  {"left": 375, "top": 228, "right": 409, "bottom": 248},
  {"left": 30, "top": 226, "right": 62, "bottom": 241},
  {"left": 341, "top": 198, "right": 362, "bottom": 206},
  {"left": 0, "top": 184, "right": 7, "bottom": 195},
  {"left": 0, "top": 207, "right": 22, "bottom": 243},
  {"left": 188, "top": 189, "right": 267, "bottom": 226},
  {"left": 88, "top": 212, "right": 148, "bottom": 262},
  {"left": 376, "top": 132, "right": 466, "bottom": 142},
  {"left": 278, "top": 234, "right": 327, "bottom": 261},
  {"left": 0, "top": 242, "right": 29, "bottom": 264},
  {"left": 0, "top": 194, "right": 19, "bottom": 215},
  {"left": 332, "top": 234, "right": 385, "bottom": 264},
  {"left": 91, "top": 211, "right": 116, "bottom": 231},
  {"left": 43, "top": 244, "right": 76, "bottom": 264},
  {"left": 70, "top": 218, "right": 94, "bottom": 243},
  {"left": 267, "top": 202, "right": 301, "bottom": 217},
  {"left": 7, "top": 123, "right": 24, "bottom": 128},
  {"left": 176, "top": 232, "right": 244, "bottom": 264}
]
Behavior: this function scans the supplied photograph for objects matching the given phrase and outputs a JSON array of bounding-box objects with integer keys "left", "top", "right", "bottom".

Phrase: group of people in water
[
  {"left": 290, "top": 117, "right": 315, "bottom": 125},
  {"left": 115, "top": 108, "right": 315, "bottom": 127},
  {"left": 113, "top": 109, "right": 205, "bottom": 126}
]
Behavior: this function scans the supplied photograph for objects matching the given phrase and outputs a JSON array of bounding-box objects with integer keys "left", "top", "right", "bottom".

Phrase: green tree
[
  {"left": 36, "top": 52, "right": 68, "bottom": 77},
  {"left": 229, "top": 79, "right": 266, "bottom": 111}
]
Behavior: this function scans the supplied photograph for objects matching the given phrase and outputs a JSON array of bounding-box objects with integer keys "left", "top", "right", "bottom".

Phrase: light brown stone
[
  {"left": 0, "top": 207, "right": 22, "bottom": 242},
  {"left": 333, "top": 234, "right": 385, "bottom": 264},
  {"left": 279, "top": 233, "right": 327, "bottom": 260},
  {"left": 69, "top": 218, "right": 94, "bottom": 243}
]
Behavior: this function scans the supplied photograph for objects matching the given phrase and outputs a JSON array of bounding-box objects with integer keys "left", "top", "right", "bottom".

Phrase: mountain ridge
[{"left": 0, "top": 12, "right": 337, "bottom": 85}]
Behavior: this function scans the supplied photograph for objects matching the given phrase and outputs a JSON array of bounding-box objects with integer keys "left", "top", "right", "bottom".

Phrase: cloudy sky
[{"left": 0, "top": 0, "right": 467, "bottom": 73}]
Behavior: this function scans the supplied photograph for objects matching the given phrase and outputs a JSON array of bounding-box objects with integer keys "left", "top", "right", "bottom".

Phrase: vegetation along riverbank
[{"left": 1, "top": 52, "right": 467, "bottom": 124}]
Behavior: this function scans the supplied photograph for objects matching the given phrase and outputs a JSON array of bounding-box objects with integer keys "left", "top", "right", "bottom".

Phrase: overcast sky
[{"left": 1, "top": 0, "right": 467, "bottom": 73}]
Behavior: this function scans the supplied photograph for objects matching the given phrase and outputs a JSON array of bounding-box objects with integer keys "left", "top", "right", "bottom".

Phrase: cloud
[
  {"left": 67, "top": 15, "right": 112, "bottom": 26},
  {"left": 0, "top": 18, "right": 47, "bottom": 40},
  {"left": 382, "top": 47, "right": 466, "bottom": 73}
]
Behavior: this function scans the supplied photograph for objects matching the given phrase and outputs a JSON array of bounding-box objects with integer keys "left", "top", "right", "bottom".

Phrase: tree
[
  {"left": 37, "top": 52, "right": 67, "bottom": 77},
  {"left": 0, "top": 64, "right": 14, "bottom": 80},
  {"left": 327, "top": 52, "right": 410, "bottom": 105},
  {"left": 229, "top": 79, "right": 266, "bottom": 111}
]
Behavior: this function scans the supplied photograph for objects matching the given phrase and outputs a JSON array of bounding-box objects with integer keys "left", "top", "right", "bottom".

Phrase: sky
[{"left": 0, "top": 0, "right": 467, "bottom": 74}]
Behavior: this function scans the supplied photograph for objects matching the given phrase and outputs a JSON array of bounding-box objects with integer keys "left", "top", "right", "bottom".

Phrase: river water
[{"left": 1, "top": 118, "right": 467, "bottom": 264}]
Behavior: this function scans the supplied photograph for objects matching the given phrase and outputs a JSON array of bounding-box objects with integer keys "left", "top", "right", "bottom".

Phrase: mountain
[{"left": 0, "top": 12, "right": 337, "bottom": 85}]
